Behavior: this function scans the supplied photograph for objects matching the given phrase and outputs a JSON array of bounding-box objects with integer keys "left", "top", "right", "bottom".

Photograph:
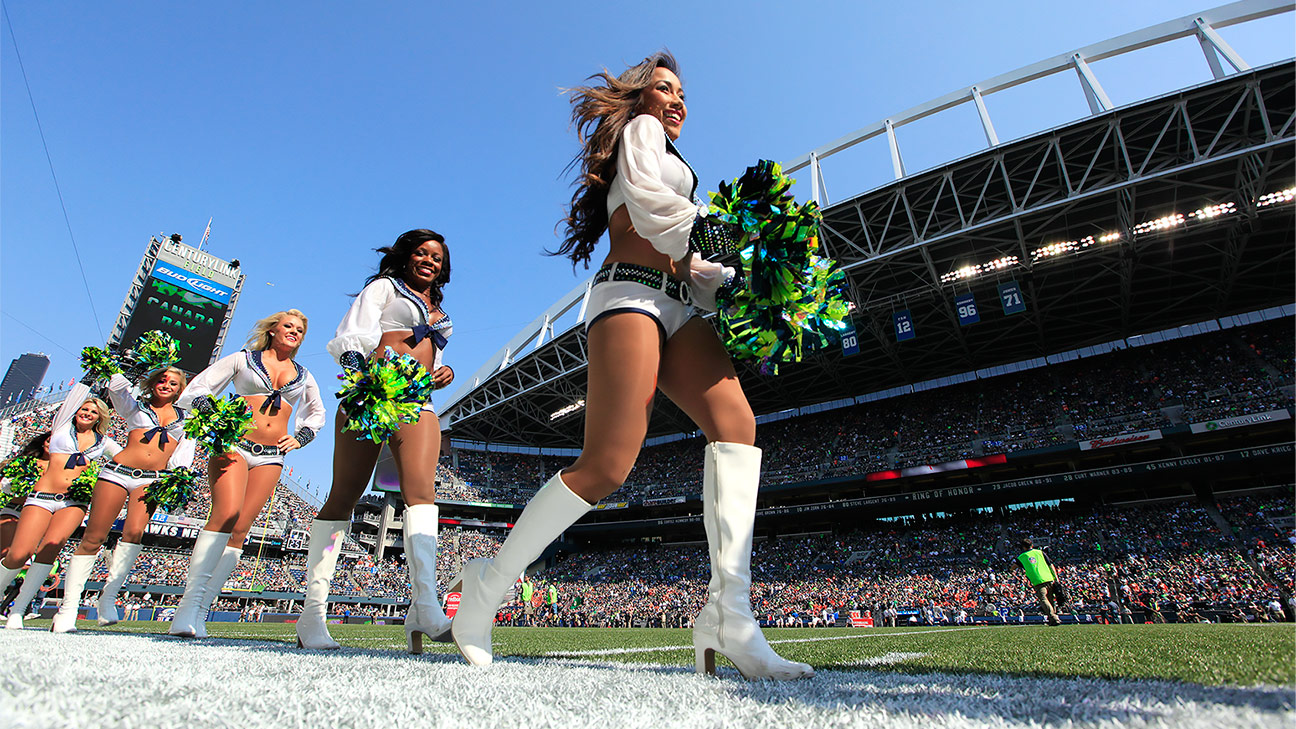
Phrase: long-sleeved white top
[
  {"left": 105, "top": 374, "right": 195, "bottom": 470},
  {"left": 48, "top": 382, "right": 121, "bottom": 468},
  {"left": 177, "top": 349, "right": 327, "bottom": 443},
  {"left": 326, "top": 276, "right": 453, "bottom": 369},
  {"left": 607, "top": 114, "right": 705, "bottom": 262}
]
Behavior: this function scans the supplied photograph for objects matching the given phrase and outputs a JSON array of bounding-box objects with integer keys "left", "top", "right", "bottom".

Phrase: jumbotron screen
[{"left": 118, "top": 259, "right": 233, "bottom": 374}]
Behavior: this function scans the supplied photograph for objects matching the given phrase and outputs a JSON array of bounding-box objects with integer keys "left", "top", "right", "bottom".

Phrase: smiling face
[
  {"left": 152, "top": 371, "right": 183, "bottom": 404},
  {"left": 269, "top": 315, "right": 306, "bottom": 353},
  {"left": 74, "top": 402, "right": 100, "bottom": 431},
  {"left": 405, "top": 240, "right": 446, "bottom": 289},
  {"left": 637, "top": 66, "right": 686, "bottom": 140}
]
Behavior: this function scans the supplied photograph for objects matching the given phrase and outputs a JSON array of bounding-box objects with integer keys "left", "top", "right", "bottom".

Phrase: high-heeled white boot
[
  {"left": 5, "top": 562, "right": 53, "bottom": 630},
  {"left": 450, "top": 472, "right": 591, "bottom": 666},
  {"left": 168, "top": 530, "right": 231, "bottom": 637},
  {"left": 97, "top": 541, "right": 143, "bottom": 626},
  {"left": 403, "top": 503, "right": 452, "bottom": 653},
  {"left": 193, "top": 546, "right": 241, "bottom": 639},
  {"left": 693, "top": 442, "right": 814, "bottom": 680},
  {"left": 296, "top": 519, "right": 348, "bottom": 650},
  {"left": 51, "top": 555, "right": 97, "bottom": 633}
]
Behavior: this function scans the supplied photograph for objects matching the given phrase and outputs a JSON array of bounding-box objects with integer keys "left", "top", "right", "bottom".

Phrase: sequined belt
[
  {"left": 30, "top": 491, "right": 85, "bottom": 504},
  {"left": 593, "top": 263, "right": 691, "bottom": 306},
  {"left": 237, "top": 440, "right": 282, "bottom": 456},
  {"left": 104, "top": 461, "right": 167, "bottom": 480}
]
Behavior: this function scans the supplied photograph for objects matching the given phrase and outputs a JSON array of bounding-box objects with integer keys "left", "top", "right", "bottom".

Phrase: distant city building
[{"left": 0, "top": 353, "right": 50, "bottom": 405}]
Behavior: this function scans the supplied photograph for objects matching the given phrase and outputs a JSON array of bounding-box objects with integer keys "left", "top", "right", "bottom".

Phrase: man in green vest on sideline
[{"left": 1017, "top": 538, "right": 1061, "bottom": 626}]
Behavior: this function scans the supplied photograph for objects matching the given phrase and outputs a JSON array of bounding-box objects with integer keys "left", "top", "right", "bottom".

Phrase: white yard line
[{"left": 543, "top": 627, "right": 981, "bottom": 657}]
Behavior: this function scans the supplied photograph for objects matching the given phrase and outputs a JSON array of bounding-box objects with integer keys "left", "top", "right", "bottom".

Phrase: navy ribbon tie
[
  {"left": 142, "top": 426, "right": 171, "bottom": 446},
  {"left": 411, "top": 325, "right": 449, "bottom": 351},
  {"left": 65, "top": 452, "right": 87, "bottom": 469},
  {"left": 261, "top": 390, "right": 284, "bottom": 413}
]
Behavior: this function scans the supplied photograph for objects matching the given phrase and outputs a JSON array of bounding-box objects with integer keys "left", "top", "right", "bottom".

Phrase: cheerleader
[
  {"left": 1, "top": 432, "right": 51, "bottom": 561},
  {"left": 166, "top": 310, "right": 326, "bottom": 638},
  {"left": 0, "top": 386, "right": 118, "bottom": 629},
  {"left": 449, "top": 52, "right": 813, "bottom": 679},
  {"left": 299, "top": 228, "right": 453, "bottom": 651},
  {"left": 53, "top": 367, "right": 194, "bottom": 633}
]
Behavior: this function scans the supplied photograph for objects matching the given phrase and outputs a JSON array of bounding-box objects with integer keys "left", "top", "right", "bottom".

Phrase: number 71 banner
[{"left": 998, "top": 281, "right": 1027, "bottom": 315}]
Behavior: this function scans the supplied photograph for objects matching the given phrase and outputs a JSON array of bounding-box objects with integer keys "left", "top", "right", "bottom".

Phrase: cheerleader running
[
  {"left": 0, "top": 384, "right": 118, "bottom": 629},
  {"left": 167, "top": 310, "right": 326, "bottom": 638},
  {"left": 298, "top": 228, "right": 453, "bottom": 651},
  {"left": 54, "top": 367, "right": 195, "bottom": 633}
]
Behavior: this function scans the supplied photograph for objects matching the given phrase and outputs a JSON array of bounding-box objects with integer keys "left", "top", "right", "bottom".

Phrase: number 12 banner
[{"left": 893, "top": 310, "right": 916, "bottom": 341}]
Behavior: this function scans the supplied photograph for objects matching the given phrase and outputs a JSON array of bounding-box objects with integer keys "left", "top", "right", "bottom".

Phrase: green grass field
[{"left": 43, "top": 620, "right": 1296, "bottom": 687}]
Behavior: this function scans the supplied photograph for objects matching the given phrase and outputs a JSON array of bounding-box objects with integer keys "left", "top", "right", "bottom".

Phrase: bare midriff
[
  {"left": 376, "top": 326, "right": 441, "bottom": 372},
  {"left": 605, "top": 206, "right": 686, "bottom": 279},
  {"left": 113, "top": 428, "right": 181, "bottom": 471},
  {"left": 32, "top": 457, "right": 91, "bottom": 496},
  {"left": 241, "top": 394, "right": 291, "bottom": 445}
]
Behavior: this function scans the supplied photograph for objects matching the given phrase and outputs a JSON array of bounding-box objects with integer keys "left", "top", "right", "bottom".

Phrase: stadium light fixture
[
  {"left": 939, "top": 255, "right": 1019, "bottom": 284},
  {"left": 1256, "top": 187, "right": 1295, "bottom": 208},
  {"left": 549, "top": 399, "right": 585, "bottom": 421}
]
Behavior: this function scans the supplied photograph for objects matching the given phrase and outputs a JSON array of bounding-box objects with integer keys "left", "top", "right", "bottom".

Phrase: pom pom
[
  {"left": 183, "top": 394, "right": 255, "bottom": 455},
  {"left": 709, "top": 160, "right": 852, "bottom": 375},
  {"left": 80, "top": 346, "right": 122, "bottom": 382},
  {"left": 66, "top": 461, "right": 101, "bottom": 503},
  {"left": 1, "top": 455, "right": 43, "bottom": 507},
  {"left": 335, "top": 347, "right": 434, "bottom": 443},
  {"left": 133, "top": 330, "right": 181, "bottom": 374},
  {"left": 144, "top": 467, "right": 196, "bottom": 512}
]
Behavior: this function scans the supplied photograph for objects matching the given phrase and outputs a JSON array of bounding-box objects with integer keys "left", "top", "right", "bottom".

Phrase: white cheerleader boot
[
  {"left": 296, "top": 519, "right": 347, "bottom": 650},
  {"left": 168, "top": 530, "right": 231, "bottom": 637},
  {"left": 403, "top": 503, "right": 452, "bottom": 652},
  {"left": 5, "top": 562, "right": 53, "bottom": 630},
  {"left": 97, "top": 541, "right": 143, "bottom": 626},
  {"left": 450, "top": 472, "right": 591, "bottom": 666},
  {"left": 194, "top": 546, "right": 241, "bottom": 639},
  {"left": 693, "top": 442, "right": 814, "bottom": 680},
  {"left": 52, "top": 555, "right": 96, "bottom": 633}
]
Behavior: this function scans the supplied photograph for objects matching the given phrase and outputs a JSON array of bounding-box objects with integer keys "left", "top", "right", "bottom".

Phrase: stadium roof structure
[{"left": 441, "top": 1, "right": 1296, "bottom": 449}]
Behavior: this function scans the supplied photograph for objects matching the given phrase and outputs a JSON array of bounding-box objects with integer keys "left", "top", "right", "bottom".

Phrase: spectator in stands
[
  {"left": 450, "top": 51, "right": 812, "bottom": 680},
  {"left": 168, "top": 309, "right": 327, "bottom": 639}
]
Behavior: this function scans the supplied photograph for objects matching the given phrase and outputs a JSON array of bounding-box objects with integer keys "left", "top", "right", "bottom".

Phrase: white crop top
[
  {"left": 48, "top": 382, "right": 121, "bottom": 469},
  {"left": 105, "top": 374, "right": 196, "bottom": 470},
  {"left": 178, "top": 349, "right": 327, "bottom": 444},
  {"left": 326, "top": 276, "right": 453, "bottom": 370},
  {"left": 606, "top": 114, "right": 705, "bottom": 262}
]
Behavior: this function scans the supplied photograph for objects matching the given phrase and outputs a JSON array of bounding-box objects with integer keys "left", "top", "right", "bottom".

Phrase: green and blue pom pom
[
  {"left": 184, "top": 394, "right": 256, "bottom": 455},
  {"left": 336, "top": 347, "right": 435, "bottom": 443},
  {"left": 1, "top": 455, "right": 43, "bottom": 507},
  {"left": 144, "top": 467, "right": 196, "bottom": 512},
  {"left": 133, "top": 330, "right": 181, "bottom": 374},
  {"left": 66, "top": 461, "right": 101, "bottom": 503},
  {"left": 80, "top": 346, "right": 122, "bottom": 383},
  {"left": 709, "top": 160, "right": 852, "bottom": 375}
]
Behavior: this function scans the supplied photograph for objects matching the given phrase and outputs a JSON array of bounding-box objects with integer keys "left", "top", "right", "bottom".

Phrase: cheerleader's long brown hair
[{"left": 554, "top": 51, "right": 681, "bottom": 268}]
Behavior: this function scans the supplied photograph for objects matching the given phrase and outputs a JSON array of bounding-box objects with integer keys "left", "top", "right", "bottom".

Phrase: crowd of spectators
[{"left": 437, "top": 319, "right": 1294, "bottom": 502}]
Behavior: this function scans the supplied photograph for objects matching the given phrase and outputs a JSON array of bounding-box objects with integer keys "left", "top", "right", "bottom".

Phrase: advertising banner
[
  {"left": 1189, "top": 409, "right": 1291, "bottom": 433},
  {"left": 1077, "top": 429, "right": 1163, "bottom": 451},
  {"left": 149, "top": 261, "right": 234, "bottom": 304},
  {"left": 119, "top": 275, "right": 227, "bottom": 373}
]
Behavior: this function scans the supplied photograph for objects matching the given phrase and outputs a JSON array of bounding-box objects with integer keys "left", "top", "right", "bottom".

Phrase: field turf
[{"left": 44, "top": 620, "right": 1296, "bottom": 686}]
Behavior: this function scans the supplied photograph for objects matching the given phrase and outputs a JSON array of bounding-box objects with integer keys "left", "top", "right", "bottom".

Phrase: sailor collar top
[
  {"left": 48, "top": 382, "right": 121, "bottom": 469},
  {"left": 178, "top": 350, "right": 327, "bottom": 447},
  {"left": 606, "top": 114, "right": 704, "bottom": 262},
  {"left": 326, "top": 276, "right": 453, "bottom": 371}
]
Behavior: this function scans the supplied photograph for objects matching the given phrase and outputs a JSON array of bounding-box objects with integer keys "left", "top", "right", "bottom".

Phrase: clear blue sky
[{"left": 3, "top": 1, "right": 1292, "bottom": 501}]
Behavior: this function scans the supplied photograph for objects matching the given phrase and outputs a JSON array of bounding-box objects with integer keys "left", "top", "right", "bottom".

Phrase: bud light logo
[{"left": 151, "top": 263, "right": 233, "bottom": 304}]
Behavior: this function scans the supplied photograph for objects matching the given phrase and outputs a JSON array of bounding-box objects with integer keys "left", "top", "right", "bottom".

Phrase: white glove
[{"left": 688, "top": 256, "right": 736, "bottom": 314}]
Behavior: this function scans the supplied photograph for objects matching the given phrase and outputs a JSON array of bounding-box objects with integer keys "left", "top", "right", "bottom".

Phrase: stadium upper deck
[{"left": 442, "top": 1, "right": 1295, "bottom": 448}]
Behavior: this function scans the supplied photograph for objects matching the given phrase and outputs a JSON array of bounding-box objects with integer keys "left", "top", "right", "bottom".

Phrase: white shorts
[
  {"left": 234, "top": 441, "right": 285, "bottom": 469},
  {"left": 23, "top": 493, "right": 89, "bottom": 513},
  {"left": 586, "top": 280, "right": 698, "bottom": 341},
  {"left": 98, "top": 462, "right": 166, "bottom": 493}
]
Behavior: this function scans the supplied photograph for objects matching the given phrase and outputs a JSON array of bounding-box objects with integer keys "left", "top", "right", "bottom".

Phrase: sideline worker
[{"left": 1017, "top": 538, "right": 1062, "bottom": 626}]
